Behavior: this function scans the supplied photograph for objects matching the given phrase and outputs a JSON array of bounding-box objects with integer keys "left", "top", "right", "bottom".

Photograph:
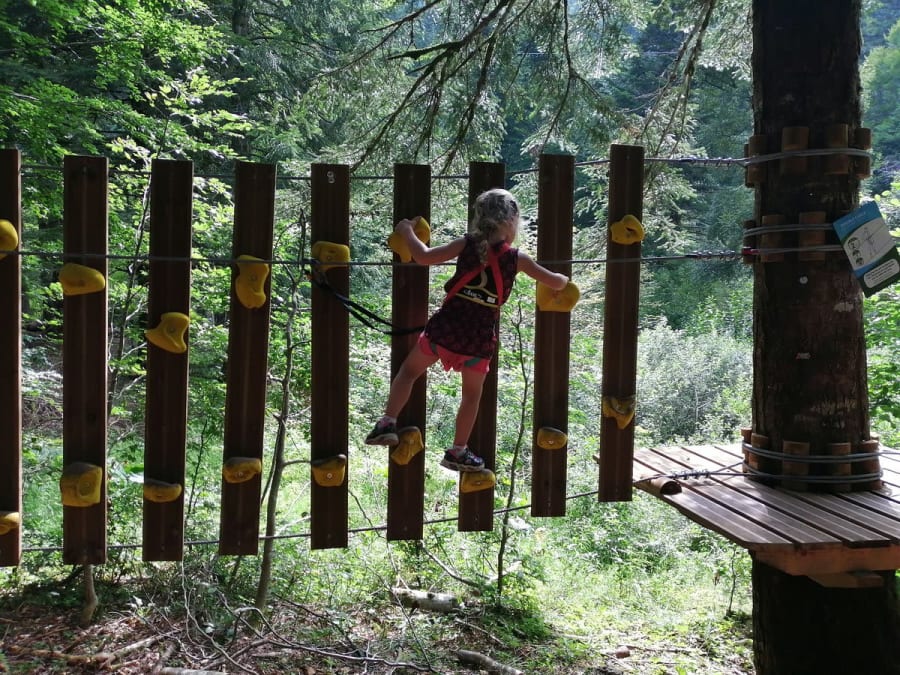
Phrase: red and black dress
[{"left": 422, "top": 234, "right": 519, "bottom": 367}]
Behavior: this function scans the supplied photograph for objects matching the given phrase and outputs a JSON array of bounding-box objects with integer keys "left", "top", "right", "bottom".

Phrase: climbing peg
[
  {"left": 59, "top": 462, "right": 103, "bottom": 507},
  {"left": 391, "top": 426, "right": 424, "bottom": 465},
  {"left": 59, "top": 263, "right": 106, "bottom": 296},
  {"left": 234, "top": 254, "right": 270, "bottom": 309},
  {"left": 459, "top": 469, "right": 496, "bottom": 494},
  {"left": 610, "top": 214, "right": 645, "bottom": 245},
  {"left": 536, "top": 426, "right": 568, "bottom": 450},
  {"left": 143, "top": 478, "right": 183, "bottom": 503},
  {"left": 536, "top": 280, "right": 580, "bottom": 312},
  {"left": 0, "top": 219, "right": 18, "bottom": 260},
  {"left": 0, "top": 511, "right": 20, "bottom": 535},
  {"left": 602, "top": 394, "right": 637, "bottom": 430},
  {"left": 145, "top": 312, "right": 190, "bottom": 354},
  {"left": 388, "top": 217, "right": 431, "bottom": 263},
  {"left": 222, "top": 456, "right": 262, "bottom": 484},
  {"left": 311, "top": 241, "right": 350, "bottom": 272},
  {"left": 311, "top": 454, "right": 347, "bottom": 487}
]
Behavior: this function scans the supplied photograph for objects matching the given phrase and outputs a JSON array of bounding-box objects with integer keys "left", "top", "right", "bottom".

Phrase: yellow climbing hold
[
  {"left": 536, "top": 426, "right": 568, "bottom": 450},
  {"left": 536, "top": 280, "right": 580, "bottom": 312},
  {"left": 311, "top": 454, "right": 347, "bottom": 487},
  {"left": 391, "top": 426, "right": 424, "bottom": 465},
  {"left": 0, "top": 219, "right": 18, "bottom": 260},
  {"left": 610, "top": 214, "right": 645, "bottom": 245},
  {"left": 59, "top": 263, "right": 106, "bottom": 296},
  {"left": 143, "top": 479, "right": 183, "bottom": 503},
  {"left": 388, "top": 217, "right": 431, "bottom": 263},
  {"left": 145, "top": 312, "right": 190, "bottom": 354},
  {"left": 459, "top": 469, "right": 496, "bottom": 494},
  {"left": 234, "top": 255, "right": 270, "bottom": 309},
  {"left": 60, "top": 462, "right": 103, "bottom": 507},
  {"left": 311, "top": 241, "right": 350, "bottom": 272},
  {"left": 0, "top": 511, "right": 21, "bottom": 536},
  {"left": 223, "top": 456, "right": 262, "bottom": 484},
  {"left": 602, "top": 394, "right": 637, "bottom": 430}
]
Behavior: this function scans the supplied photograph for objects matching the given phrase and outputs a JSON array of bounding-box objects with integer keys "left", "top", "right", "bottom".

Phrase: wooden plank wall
[
  {"left": 310, "top": 163, "right": 350, "bottom": 549},
  {"left": 62, "top": 155, "right": 109, "bottom": 565},
  {"left": 531, "top": 154, "right": 575, "bottom": 516},
  {"left": 387, "top": 163, "right": 430, "bottom": 541},
  {"left": 598, "top": 144, "right": 644, "bottom": 502},
  {"left": 219, "top": 161, "right": 277, "bottom": 555},
  {"left": 459, "top": 161, "right": 506, "bottom": 532},
  {"left": 143, "top": 159, "right": 193, "bottom": 561},
  {"left": 0, "top": 149, "right": 22, "bottom": 567}
]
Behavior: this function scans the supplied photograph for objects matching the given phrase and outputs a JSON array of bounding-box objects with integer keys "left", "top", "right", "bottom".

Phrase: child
[{"left": 365, "top": 188, "right": 569, "bottom": 472}]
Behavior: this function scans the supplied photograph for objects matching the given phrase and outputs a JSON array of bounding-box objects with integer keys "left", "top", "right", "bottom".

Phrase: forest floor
[{"left": 0, "top": 584, "right": 753, "bottom": 674}]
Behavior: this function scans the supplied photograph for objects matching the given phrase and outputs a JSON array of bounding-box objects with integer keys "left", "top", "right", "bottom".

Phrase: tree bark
[{"left": 751, "top": 1, "right": 900, "bottom": 672}]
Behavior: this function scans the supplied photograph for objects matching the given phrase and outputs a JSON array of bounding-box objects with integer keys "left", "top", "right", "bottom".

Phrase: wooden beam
[
  {"left": 531, "top": 154, "right": 574, "bottom": 517},
  {"left": 62, "top": 155, "right": 109, "bottom": 565},
  {"left": 598, "top": 144, "right": 644, "bottom": 502},
  {"left": 0, "top": 149, "right": 22, "bottom": 567},
  {"left": 310, "top": 163, "right": 350, "bottom": 549},
  {"left": 219, "top": 161, "right": 276, "bottom": 555},
  {"left": 143, "top": 159, "right": 193, "bottom": 562},
  {"left": 387, "top": 163, "right": 430, "bottom": 541},
  {"left": 458, "top": 162, "right": 505, "bottom": 532}
]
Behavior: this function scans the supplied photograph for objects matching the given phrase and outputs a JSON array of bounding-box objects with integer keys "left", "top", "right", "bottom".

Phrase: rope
[{"left": 17, "top": 146, "right": 872, "bottom": 181}]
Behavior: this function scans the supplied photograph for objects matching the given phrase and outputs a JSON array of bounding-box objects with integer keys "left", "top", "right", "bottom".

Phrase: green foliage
[{"left": 637, "top": 321, "right": 752, "bottom": 444}]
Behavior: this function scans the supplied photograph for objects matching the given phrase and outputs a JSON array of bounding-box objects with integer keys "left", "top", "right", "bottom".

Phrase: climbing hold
[
  {"left": 536, "top": 280, "right": 580, "bottom": 312},
  {"left": 222, "top": 456, "right": 262, "bottom": 484},
  {"left": 459, "top": 469, "right": 496, "bottom": 494},
  {"left": 391, "top": 426, "right": 424, "bottom": 465},
  {"left": 59, "top": 462, "right": 103, "bottom": 507},
  {"left": 610, "top": 214, "right": 645, "bottom": 245},
  {"left": 145, "top": 312, "right": 190, "bottom": 354},
  {"left": 143, "top": 478, "right": 183, "bottom": 503},
  {"left": 59, "top": 263, "right": 106, "bottom": 296},
  {"left": 0, "top": 219, "right": 18, "bottom": 260},
  {"left": 536, "top": 426, "right": 568, "bottom": 450},
  {"left": 311, "top": 454, "right": 347, "bottom": 487},
  {"left": 388, "top": 217, "right": 431, "bottom": 263},
  {"left": 602, "top": 395, "right": 637, "bottom": 430},
  {"left": 234, "top": 254, "right": 270, "bottom": 309},
  {"left": 0, "top": 511, "right": 20, "bottom": 535},
  {"left": 311, "top": 241, "right": 350, "bottom": 272}
]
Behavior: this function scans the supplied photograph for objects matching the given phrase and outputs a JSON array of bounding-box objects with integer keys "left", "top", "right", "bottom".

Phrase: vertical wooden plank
[
  {"left": 531, "top": 154, "right": 574, "bottom": 517},
  {"left": 598, "top": 144, "right": 644, "bottom": 502},
  {"left": 310, "top": 163, "right": 350, "bottom": 549},
  {"left": 143, "top": 159, "right": 193, "bottom": 561},
  {"left": 459, "top": 161, "right": 505, "bottom": 532},
  {"left": 387, "top": 163, "right": 430, "bottom": 541},
  {"left": 62, "top": 155, "right": 109, "bottom": 565},
  {"left": 218, "top": 161, "right": 276, "bottom": 555},
  {"left": 0, "top": 149, "right": 22, "bottom": 567}
]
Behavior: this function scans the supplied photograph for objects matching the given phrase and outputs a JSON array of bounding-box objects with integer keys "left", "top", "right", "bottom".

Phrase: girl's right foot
[
  {"left": 365, "top": 419, "right": 399, "bottom": 446},
  {"left": 440, "top": 447, "right": 485, "bottom": 472}
]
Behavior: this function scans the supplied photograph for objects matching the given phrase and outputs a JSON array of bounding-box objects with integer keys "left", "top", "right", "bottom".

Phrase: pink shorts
[{"left": 418, "top": 333, "right": 490, "bottom": 374}]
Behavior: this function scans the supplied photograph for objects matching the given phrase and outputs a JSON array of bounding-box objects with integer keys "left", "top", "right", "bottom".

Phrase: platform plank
[{"left": 634, "top": 443, "right": 900, "bottom": 576}]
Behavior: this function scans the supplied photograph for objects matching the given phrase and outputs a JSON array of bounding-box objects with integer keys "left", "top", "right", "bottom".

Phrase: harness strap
[{"left": 443, "top": 242, "right": 510, "bottom": 306}]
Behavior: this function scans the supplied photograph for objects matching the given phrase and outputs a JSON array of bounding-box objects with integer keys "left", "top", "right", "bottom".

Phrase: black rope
[{"left": 305, "top": 264, "right": 424, "bottom": 337}]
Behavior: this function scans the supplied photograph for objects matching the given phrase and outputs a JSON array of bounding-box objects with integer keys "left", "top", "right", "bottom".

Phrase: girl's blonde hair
[{"left": 470, "top": 188, "right": 519, "bottom": 263}]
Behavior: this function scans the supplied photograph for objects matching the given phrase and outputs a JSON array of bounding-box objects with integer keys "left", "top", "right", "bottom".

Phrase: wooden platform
[{"left": 633, "top": 443, "right": 900, "bottom": 586}]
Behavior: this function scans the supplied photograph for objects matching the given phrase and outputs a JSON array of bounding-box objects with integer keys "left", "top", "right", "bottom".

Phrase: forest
[{"left": 0, "top": 1, "right": 898, "bottom": 673}]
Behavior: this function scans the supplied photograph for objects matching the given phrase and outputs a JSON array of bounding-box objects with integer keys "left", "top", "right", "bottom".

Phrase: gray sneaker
[{"left": 365, "top": 419, "right": 399, "bottom": 446}]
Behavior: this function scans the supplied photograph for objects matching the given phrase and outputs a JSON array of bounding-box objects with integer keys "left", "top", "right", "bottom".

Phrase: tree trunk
[{"left": 751, "top": 1, "right": 900, "bottom": 672}]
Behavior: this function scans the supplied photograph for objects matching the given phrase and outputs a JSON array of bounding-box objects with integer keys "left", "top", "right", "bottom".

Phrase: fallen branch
[
  {"left": 456, "top": 649, "right": 524, "bottom": 675},
  {"left": 392, "top": 587, "right": 459, "bottom": 613}
]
